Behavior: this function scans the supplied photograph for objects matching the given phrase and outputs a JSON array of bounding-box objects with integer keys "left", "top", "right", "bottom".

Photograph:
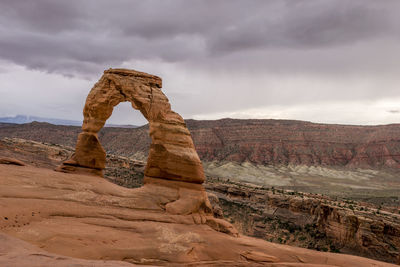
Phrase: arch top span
[{"left": 57, "top": 68, "right": 205, "bottom": 184}]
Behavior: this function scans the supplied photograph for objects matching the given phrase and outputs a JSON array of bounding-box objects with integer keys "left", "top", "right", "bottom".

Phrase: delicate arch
[{"left": 57, "top": 68, "right": 205, "bottom": 184}]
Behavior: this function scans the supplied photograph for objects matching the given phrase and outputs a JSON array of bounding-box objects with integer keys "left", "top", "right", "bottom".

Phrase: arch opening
[{"left": 105, "top": 102, "right": 147, "bottom": 127}]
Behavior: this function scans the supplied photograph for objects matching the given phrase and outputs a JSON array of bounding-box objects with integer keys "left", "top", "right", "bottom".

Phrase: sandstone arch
[{"left": 57, "top": 68, "right": 205, "bottom": 184}]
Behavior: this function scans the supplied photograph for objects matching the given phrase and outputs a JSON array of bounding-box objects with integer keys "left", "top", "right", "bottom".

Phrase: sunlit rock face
[{"left": 57, "top": 68, "right": 205, "bottom": 184}]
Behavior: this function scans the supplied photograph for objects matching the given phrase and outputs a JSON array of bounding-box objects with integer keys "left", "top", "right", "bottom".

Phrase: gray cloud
[
  {"left": 208, "top": 1, "right": 400, "bottom": 53},
  {"left": 0, "top": 0, "right": 399, "bottom": 76},
  {"left": 0, "top": 0, "right": 400, "bottom": 125}
]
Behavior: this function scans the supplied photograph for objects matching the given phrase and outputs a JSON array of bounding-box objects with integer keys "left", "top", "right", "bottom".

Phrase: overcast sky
[{"left": 0, "top": 0, "right": 399, "bottom": 126}]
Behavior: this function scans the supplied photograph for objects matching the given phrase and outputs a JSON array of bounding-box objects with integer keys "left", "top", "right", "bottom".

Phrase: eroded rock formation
[
  {"left": 206, "top": 180, "right": 400, "bottom": 264},
  {"left": 1, "top": 164, "right": 397, "bottom": 266},
  {"left": 185, "top": 119, "right": 400, "bottom": 169},
  {"left": 54, "top": 69, "right": 213, "bottom": 218},
  {"left": 0, "top": 157, "right": 25, "bottom": 166},
  {"left": 57, "top": 68, "right": 205, "bottom": 184}
]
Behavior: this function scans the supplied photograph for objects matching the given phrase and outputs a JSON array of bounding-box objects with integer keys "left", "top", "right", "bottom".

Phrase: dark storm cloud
[
  {"left": 0, "top": 0, "right": 399, "bottom": 76},
  {"left": 209, "top": 1, "right": 400, "bottom": 53},
  {"left": 0, "top": 0, "right": 82, "bottom": 33}
]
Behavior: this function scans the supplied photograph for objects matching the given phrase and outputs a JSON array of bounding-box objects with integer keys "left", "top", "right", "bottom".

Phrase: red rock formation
[
  {"left": 57, "top": 68, "right": 205, "bottom": 184},
  {"left": 186, "top": 119, "right": 400, "bottom": 168},
  {"left": 1, "top": 164, "right": 397, "bottom": 266},
  {"left": 0, "top": 233, "right": 138, "bottom": 267},
  {"left": 0, "top": 157, "right": 25, "bottom": 166},
  {"left": 0, "top": 137, "right": 146, "bottom": 187},
  {"left": 206, "top": 180, "right": 400, "bottom": 264}
]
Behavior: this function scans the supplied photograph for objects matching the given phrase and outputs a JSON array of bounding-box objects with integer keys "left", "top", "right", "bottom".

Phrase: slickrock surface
[
  {"left": 0, "top": 137, "right": 146, "bottom": 187},
  {"left": 0, "top": 164, "right": 396, "bottom": 267},
  {"left": 57, "top": 68, "right": 205, "bottom": 184},
  {"left": 0, "top": 156, "right": 25, "bottom": 166},
  {"left": 0, "top": 233, "right": 139, "bottom": 267}
]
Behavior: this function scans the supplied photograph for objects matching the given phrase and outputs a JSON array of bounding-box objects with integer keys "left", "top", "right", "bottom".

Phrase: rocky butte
[{"left": 0, "top": 68, "right": 397, "bottom": 266}]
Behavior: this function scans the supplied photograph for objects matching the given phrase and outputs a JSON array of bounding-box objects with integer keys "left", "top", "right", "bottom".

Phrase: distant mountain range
[
  {"left": 0, "top": 118, "right": 399, "bottom": 169},
  {"left": 0, "top": 115, "right": 138, "bottom": 128}
]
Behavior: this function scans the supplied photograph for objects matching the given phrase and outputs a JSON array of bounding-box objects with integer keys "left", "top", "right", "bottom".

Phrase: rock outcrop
[
  {"left": 1, "top": 164, "right": 397, "bottom": 266},
  {"left": 55, "top": 68, "right": 211, "bottom": 222},
  {"left": 0, "top": 233, "right": 139, "bottom": 267},
  {"left": 0, "top": 137, "right": 146, "bottom": 187},
  {"left": 0, "top": 157, "right": 25, "bottom": 166},
  {"left": 57, "top": 68, "right": 205, "bottom": 184},
  {"left": 206, "top": 179, "right": 400, "bottom": 264}
]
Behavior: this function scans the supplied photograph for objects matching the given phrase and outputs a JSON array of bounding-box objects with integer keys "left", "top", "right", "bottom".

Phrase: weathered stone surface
[
  {"left": 57, "top": 68, "right": 205, "bottom": 184},
  {"left": 1, "top": 164, "right": 396, "bottom": 267},
  {"left": 0, "top": 137, "right": 146, "bottom": 186},
  {"left": 0, "top": 233, "right": 139, "bottom": 267},
  {"left": 206, "top": 180, "right": 400, "bottom": 264},
  {"left": 0, "top": 157, "right": 25, "bottom": 166}
]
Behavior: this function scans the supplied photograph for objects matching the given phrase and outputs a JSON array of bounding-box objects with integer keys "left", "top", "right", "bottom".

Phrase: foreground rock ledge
[{"left": 0, "top": 165, "right": 396, "bottom": 267}]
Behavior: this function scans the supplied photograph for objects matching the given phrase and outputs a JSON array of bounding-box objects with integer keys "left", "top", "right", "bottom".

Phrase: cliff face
[
  {"left": 206, "top": 180, "right": 400, "bottom": 264},
  {"left": 186, "top": 119, "right": 400, "bottom": 169},
  {"left": 1, "top": 118, "right": 400, "bottom": 169}
]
